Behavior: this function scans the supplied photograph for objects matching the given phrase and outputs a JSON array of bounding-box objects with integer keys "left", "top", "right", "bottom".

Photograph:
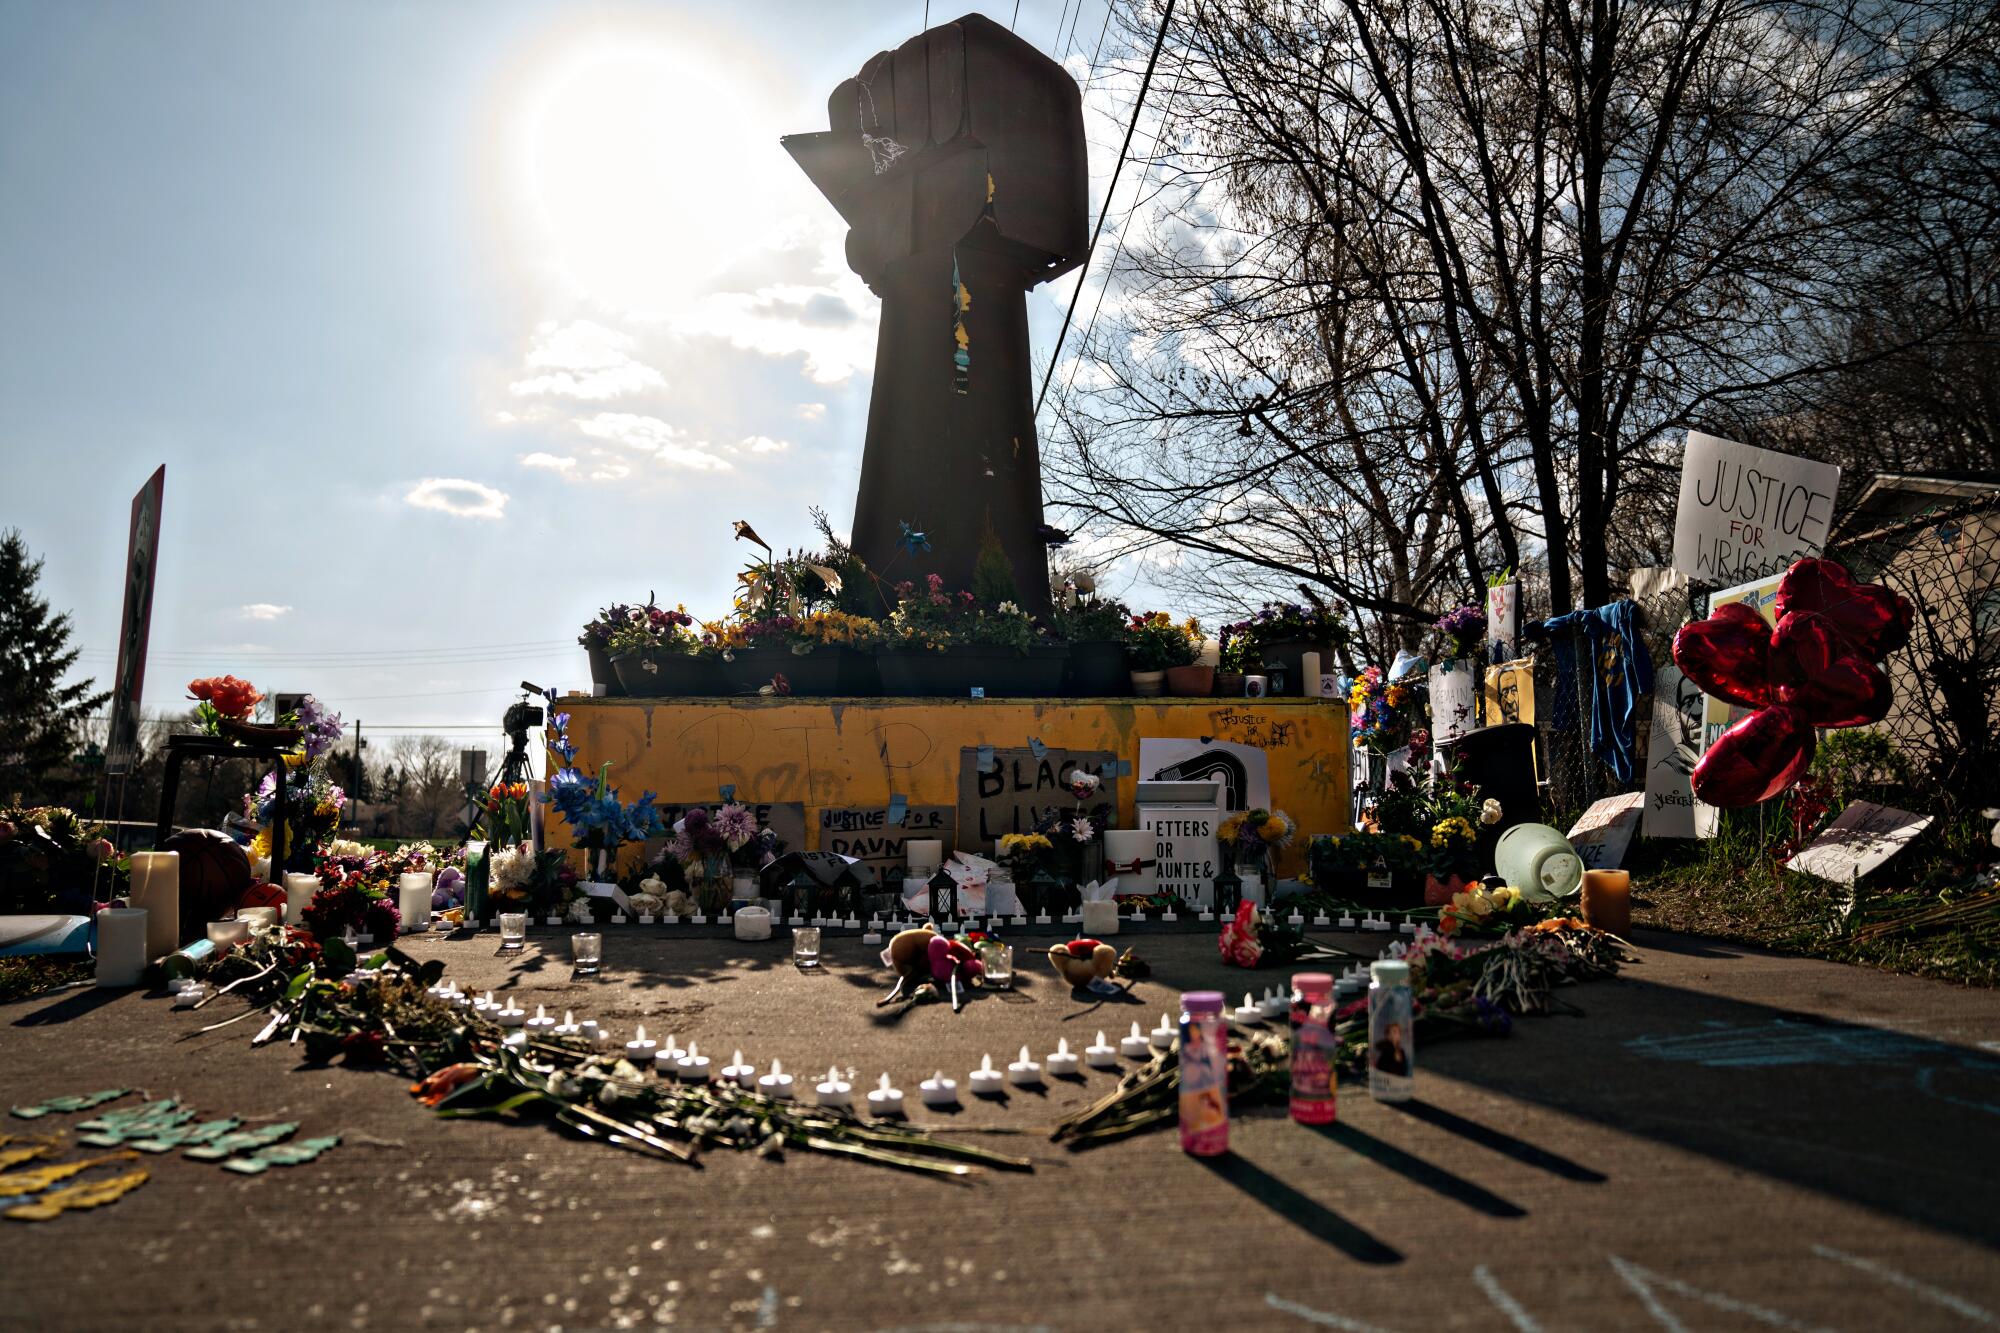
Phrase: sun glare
[{"left": 517, "top": 34, "right": 778, "bottom": 315}]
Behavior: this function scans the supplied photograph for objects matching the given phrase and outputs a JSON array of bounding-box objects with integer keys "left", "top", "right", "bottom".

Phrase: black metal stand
[{"left": 157, "top": 734, "right": 291, "bottom": 872}]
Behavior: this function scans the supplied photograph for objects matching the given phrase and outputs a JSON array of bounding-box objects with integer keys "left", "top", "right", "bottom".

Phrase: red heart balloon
[
  {"left": 1771, "top": 612, "right": 1893, "bottom": 727},
  {"left": 1692, "top": 705, "right": 1817, "bottom": 807},
  {"left": 1672, "top": 601, "right": 1773, "bottom": 710},
  {"left": 1774, "top": 558, "right": 1913, "bottom": 659}
]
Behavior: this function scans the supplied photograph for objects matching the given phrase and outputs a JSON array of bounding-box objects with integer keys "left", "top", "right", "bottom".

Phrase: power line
[{"left": 1034, "top": 0, "right": 1178, "bottom": 419}]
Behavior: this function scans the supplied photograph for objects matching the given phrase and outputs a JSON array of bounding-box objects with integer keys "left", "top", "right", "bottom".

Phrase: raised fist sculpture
[{"left": 784, "top": 13, "right": 1087, "bottom": 616}]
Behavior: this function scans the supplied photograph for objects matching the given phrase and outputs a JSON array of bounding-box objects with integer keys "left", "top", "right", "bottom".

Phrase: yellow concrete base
[{"left": 549, "top": 695, "right": 1350, "bottom": 875}]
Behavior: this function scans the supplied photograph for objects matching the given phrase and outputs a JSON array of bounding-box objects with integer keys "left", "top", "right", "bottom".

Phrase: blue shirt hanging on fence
[{"left": 1527, "top": 600, "right": 1654, "bottom": 786}]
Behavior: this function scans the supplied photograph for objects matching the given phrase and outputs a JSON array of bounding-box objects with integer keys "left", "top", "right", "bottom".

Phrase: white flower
[
  {"left": 998, "top": 600, "right": 1021, "bottom": 616},
  {"left": 1068, "top": 771, "right": 1103, "bottom": 797},
  {"left": 492, "top": 846, "right": 533, "bottom": 890},
  {"left": 639, "top": 875, "right": 666, "bottom": 896},
  {"left": 1071, "top": 816, "right": 1096, "bottom": 842},
  {"left": 566, "top": 898, "right": 596, "bottom": 925},
  {"left": 629, "top": 893, "right": 663, "bottom": 916},
  {"left": 1074, "top": 572, "right": 1096, "bottom": 594},
  {"left": 1480, "top": 798, "right": 1503, "bottom": 826}
]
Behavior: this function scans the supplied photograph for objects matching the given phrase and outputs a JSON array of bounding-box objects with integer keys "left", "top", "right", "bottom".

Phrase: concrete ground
[{"left": 4, "top": 923, "right": 1998, "bottom": 1332}]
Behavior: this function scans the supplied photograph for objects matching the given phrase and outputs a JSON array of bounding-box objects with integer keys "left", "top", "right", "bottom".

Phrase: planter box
[
  {"left": 613, "top": 651, "right": 721, "bottom": 698},
  {"left": 718, "top": 646, "right": 872, "bottom": 697},
  {"left": 1257, "top": 637, "right": 1337, "bottom": 696},
  {"left": 877, "top": 645, "right": 1070, "bottom": 697},
  {"left": 586, "top": 641, "right": 624, "bottom": 697},
  {"left": 1064, "top": 640, "right": 1130, "bottom": 696}
]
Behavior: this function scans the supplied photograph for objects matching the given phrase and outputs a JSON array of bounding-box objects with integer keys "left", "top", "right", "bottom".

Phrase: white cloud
[
  {"left": 520, "top": 452, "right": 577, "bottom": 472},
  {"left": 238, "top": 603, "right": 292, "bottom": 621},
  {"left": 404, "top": 477, "right": 509, "bottom": 520},
  {"left": 574, "top": 412, "right": 732, "bottom": 472},
  {"left": 740, "top": 435, "right": 790, "bottom": 454},
  {"left": 508, "top": 319, "right": 667, "bottom": 401},
  {"left": 794, "top": 402, "right": 827, "bottom": 421}
]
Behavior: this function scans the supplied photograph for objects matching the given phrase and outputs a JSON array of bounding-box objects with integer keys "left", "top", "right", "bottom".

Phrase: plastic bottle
[
  {"left": 1367, "top": 959, "right": 1415, "bottom": 1102},
  {"left": 1289, "top": 972, "right": 1337, "bottom": 1124},
  {"left": 1178, "top": 990, "right": 1229, "bottom": 1156}
]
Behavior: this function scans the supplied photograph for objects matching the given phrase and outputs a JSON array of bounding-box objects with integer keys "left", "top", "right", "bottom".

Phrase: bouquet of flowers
[
  {"left": 604, "top": 601, "right": 707, "bottom": 660},
  {"left": 1348, "top": 666, "right": 1423, "bottom": 754},
  {"left": 1217, "top": 901, "right": 1339, "bottom": 969},
  {"left": 1030, "top": 768, "right": 1113, "bottom": 884},
  {"left": 245, "top": 765, "right": 348, "bottom": 873},
  {"left": 663, "top": 803, "right": 782, "bottom": 912},
  {"left": 1437, "top": 882, "right": 1545, "bottom": 937},
  {"left": 1432, "top": 604, "right": 1489, "bottom": 658},
  {"left": 1125, "top": 612, "right": 1201, "bottom": 671},
  {"left": 188, "top": 675, "right": 264, "bottom": 734},
  {"left": 542, "top": 698, "right": 663, "bottom": 879},
  {"left": 1218, "top": 807, "right": 1295, "bottom": 875},
  {"left": 996, "top": 832, "right": 1055, "bottom": 881}
]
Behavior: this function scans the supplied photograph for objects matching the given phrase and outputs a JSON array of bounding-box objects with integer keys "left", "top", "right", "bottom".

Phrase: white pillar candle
[
  {"left": 128, "top": 851, "right": 180, "bottom": 962},
  {"left": 1006, "top": 1046, "right": 1042, "bottom": 1086},
  {"left": 624, "top": 1024, "right": 657, "bottom": 1061},
  {"left": 968, "top": 1053, "right": 1005, "bottom": 1096},
  {"left": 1045, "top": 1038, "right": 1079, "bottom": 1078},
  {"left": 905, "top": 839, "right": 943, "bottom": 871},
  {"left": 920, "top": 1071, "right": 958, "bottom": 1107},
  {"left": 675, "top": 1042, "right": 711, "bottom": 1082},
  {"left": 1149, "top": 1014, "right": 1177, "bottom": 1050},
  {"left": 866, "top": 1073, "right": 904, "bottom": 1116},
  {"left": 758, "top": 1060, "right": 795, "bottom": 1099},
  {"left": 397, "top": 872, "right": 434, "bottom": 931},
  {"left": 721, "top": 1050, "right": 756, "bottom": 1088},
  {"left": 1119, "top": 1021, "right": 1152, "bottom": 1058},
  {"left": 815, "top": 1066, "right": 851, "bottom": 1108},
  {"left": 1085, "top": 1030, "right": 1119, "bottom": 1068},
  {"left": 283, "top": 872, "right": 319, "bottom": 926},
  {"left": 205, "top": 920, "right": 249, "bottom": 951},
  {"left": 1301, "top": 652, "right": 1322, "bottom": 693},
  {"left": 95, "top": 908, "right": 148, "bottom": 987}
]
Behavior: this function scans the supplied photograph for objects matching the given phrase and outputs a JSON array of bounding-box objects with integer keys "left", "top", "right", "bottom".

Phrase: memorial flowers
[
  {"left": 1125, "top": 612, "right": 1200, "bottom": 671},
  {"left": 187, "top": 675, "right": 263, "bottom": 734},
  {"left": 884, "top": 575, "right": 1040, "bottom": 653},
  {"left": 541, "top": 695, "right": 663, "bottom": 878},
  {"left": 1348, "top": 665, "right": 1422, "bottom": 753},
  {"left": 1218, "top": 807, "right": 1295, "bottom": 875},
  {"left": 1432, "top": 603, "right": 1489, "bottom": 658}
]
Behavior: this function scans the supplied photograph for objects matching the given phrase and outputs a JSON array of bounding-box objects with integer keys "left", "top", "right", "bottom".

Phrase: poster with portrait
[
  {"left": 1642, "top": 664, "right": 1716, "bottom": 838},
  {"left": 1481, "top": 657, "right": 1536, "bottom": 728}
]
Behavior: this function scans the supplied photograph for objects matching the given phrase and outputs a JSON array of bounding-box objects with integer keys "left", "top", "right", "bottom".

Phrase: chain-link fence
[{"left": 1512, "top": 495, "right": 2000, "bottom": 825}]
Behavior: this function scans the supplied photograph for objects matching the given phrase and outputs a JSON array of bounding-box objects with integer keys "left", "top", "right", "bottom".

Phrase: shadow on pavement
[
  {"left": 11, "top": 984, "right": 127, "bottom": 1027},
  {"left": 1312, "top": 1121, "right": 1528, "bottom": 1218},
  {"left": 1200, "top": 1152, "right": 1404, "bottom": 1264},
  {"left": 1388, "top": 1099, "right": 1608, "bottom": 1182}
]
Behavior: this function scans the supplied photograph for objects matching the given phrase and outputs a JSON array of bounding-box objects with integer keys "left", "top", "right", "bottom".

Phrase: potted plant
[
  {"left": 1216, "top": 627, "right": 1262, "bottom": 697},
  {"left": 1428, "top": 603, "right": 1489, "bottom": 741},
  {"left": 1050, "top": 576, "right": 1131, "bottom": 696},
  {"left": 1126, "top": 611, "right": 1199, "bottom": 696},
  {"left": 606, "top": 603, "right": 717, "bottom": 697},
  {"left": 876, "top": 575, "right": 1068, "bottom": 696},
  {"left": 1230, "top": 600, "right": 1348, "bottom": 695},
  {"left": 578, "top": 603, "right": 642, "bottom": 696},
  {"left": 717, "top": 610, "right": 881, "bottom": 696},
  {"left": 1165, "top": 617, "right": 1213, "bottom": 696}
]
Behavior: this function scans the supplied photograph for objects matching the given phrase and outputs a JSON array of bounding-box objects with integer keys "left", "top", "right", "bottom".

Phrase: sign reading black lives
[
  {"left": 957, "top": 747, "right": 1117, "bottom": 847},
  {"left": 817, "top": 805, "right": 955, "bottom": 874}
]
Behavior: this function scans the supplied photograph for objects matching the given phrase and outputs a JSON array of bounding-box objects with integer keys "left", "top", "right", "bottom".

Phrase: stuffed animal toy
[
  {"left": 878, "top": 925, "right": 986, "bottom": 1010},
  {"left": 1048, "top": 938, "right": 1119, "bottom": 991}
]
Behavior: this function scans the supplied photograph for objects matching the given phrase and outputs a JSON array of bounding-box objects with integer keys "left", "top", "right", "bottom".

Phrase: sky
[{"left": 0, "top": 0, "right": 1145, "bottom": 756}]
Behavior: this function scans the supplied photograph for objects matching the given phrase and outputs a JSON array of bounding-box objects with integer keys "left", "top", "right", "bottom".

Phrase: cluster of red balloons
[{"left": 1673, "top": 559, "right": 1912, "bottom": 807}]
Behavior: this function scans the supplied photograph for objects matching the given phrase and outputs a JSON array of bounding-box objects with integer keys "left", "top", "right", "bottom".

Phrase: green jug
[{"left": 1493, "top": 823, "right": 1583, "bottom": 903}]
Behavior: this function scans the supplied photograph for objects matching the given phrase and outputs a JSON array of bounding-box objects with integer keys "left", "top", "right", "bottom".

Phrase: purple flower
[{"left": 715, "top": 803, "right": 758, "bottom": 849}]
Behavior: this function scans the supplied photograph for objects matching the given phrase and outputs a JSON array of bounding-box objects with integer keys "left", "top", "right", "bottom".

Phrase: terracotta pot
[
  {"left": 1165, "top": 664, "right": 1215, "bottom": 697},
  {"left": 1130, "top": 669, "right": 1165, "bottom": 697},
  {"left": 1215, "top": 672, "right": 1245, "bottom": 697}
]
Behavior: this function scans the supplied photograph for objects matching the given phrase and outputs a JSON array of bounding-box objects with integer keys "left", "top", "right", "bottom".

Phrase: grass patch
[{"left": 0, "top": 956, "right": 93, "bottom": 1004}]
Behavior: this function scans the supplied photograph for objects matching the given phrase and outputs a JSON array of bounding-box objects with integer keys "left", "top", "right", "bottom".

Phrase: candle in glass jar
[
  {"left": 1581, "top": 869, "right": 1633, "bottom": 934},
  {"left": 128, "top": 851, "right": 181, "bottom": 962}
]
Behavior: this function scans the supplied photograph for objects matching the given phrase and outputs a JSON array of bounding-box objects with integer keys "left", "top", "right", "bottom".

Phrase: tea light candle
[
  {"left": 1149, "top": 1014, "right": 1177, "bottom": 1050},
  {"left": 1259, "top": 987, "right": 1290, "bottom": 1018},
  {"left": 920, "top": 1071, "right": 959, "bottom": 1107},
  {"left": 1399, "top": 920, "right": 1417, "bottom": 935},
  {"left": 625, "top": 1024, "right": 658, "bottom": 1062},
  {"left": 815, "top": 1066, "right": 852, "bottom": 1108},
  {"left": 1338, "top": 913, "right": 1356, "bottom": 929},
  {"left": 494, "top": 999, "right": 526, "bottom": 1028},
  {"left": 968, "top": 1053, "right": 1005, "bottom": 1096},
  {"left": 675, "top": 1042, "right": 711, "bottom": 1083},
  {"left": 173, "top": 981, "right": 208, "bottom": 1008},
  {"left": 474, "top": 990, "right": 498, "bottom": 1014},
  {"left": 866, "top": 1073, "right": 904, "bottom": 1116},
  {"left": 862, "top": 927, "right": 883, "bottom": 945},
  {"left": 1085, "top": 1030, "right": 1119, "bottom": 1068},
  {"left": 1045, "top": 1038, "right": 1080, "bottom": 1077},
  {"left": 283, "top": 872, "right": 318, "bottom": 927},
  {"left": 452, "top": 990, "right": 474, "bottom": 1010},
  {"left": 578, "top": 1018, "right": 601, "bottom": 1044},
  {"left": 721, "top": 1050, "right": 756, "bottom": 1088},
  {"left": 1287, "top": 908, "right": 1305, "bottom": 926},
  {"left": 552, "top": 1009, "right": 581, "bottom": 1037},
  {"left": 1119, "top": 1021, "right": 1151, "bottom": 1058},
  {"left": 1232, "top": 992, "right": 1263, "bottom": 1024},
  {"left": 1368, "top": 915, "right": 1392, "bottom": 932},
  {"left": 1007, "top": 1045, "right": 1042, "bottom": 1086},
  {"left": 758, "top": 1060, "right": 795, "bottom": 1099},
  {"left": 1312, "top": 911, "right": 1330, "bottom": 927}
]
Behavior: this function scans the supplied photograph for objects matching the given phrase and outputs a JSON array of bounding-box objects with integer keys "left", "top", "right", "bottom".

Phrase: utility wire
[{"left": 1034, "top": 0, "right": 1177, "bottom": 419}]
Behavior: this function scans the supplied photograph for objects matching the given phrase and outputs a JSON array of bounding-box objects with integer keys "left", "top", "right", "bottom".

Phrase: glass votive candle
[
  {"left": 793, "top": 926, "right": 822, "bottom": 970},
  {"left": 497, "top": 912, "right": 529, "bottom": 954},
  {"left": 982, "top": 942, "right": 1014, "bottom": 989},
  {"left": 571, "top": 931, "right": 603, "bottom": 976},
  {"left": 1580, "top": 869, "right": 1633, "bottom": 935}
]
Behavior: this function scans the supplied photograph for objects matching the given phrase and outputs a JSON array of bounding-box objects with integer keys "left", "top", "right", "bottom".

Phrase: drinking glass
[
  {"left": 793, "top": 926, "right": 822, "bottom": 970},
  {"left": 983, "top": 943, "right": 1014, "bottom": 990},
  {"left": 571, "top": 931, "right": 603, "bottom": 976},
  {"left": 498, "top": 912, "right": 528, "bottom": 954}
]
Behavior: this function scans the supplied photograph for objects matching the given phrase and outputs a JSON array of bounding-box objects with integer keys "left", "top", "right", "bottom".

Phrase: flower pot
[
  {"left": 1216, "top": 671, "right": 1245, "bottom": 697},
  {"left": 1064, "top": 640, "right": 1130, "bottom": 696},
  {"left": 1130, "top": 669, "right": 1165, "bottom": 697},
  {"left": 614, "top": 651, "right": 719, "bottom": 698},
  {"left": 876, "top": 645, "right": 1069, "bottom": 697},
  {"left": 585, "top": 641, "right": 624, "bottom": 697},
  {"left": 217, "top": 718, "right": 303, "bottom": 747},
  {"left": 718, "top": 645, "right": 867, "bottom": 697},
  {"left": 1257, "top": 637, "right": 1337, "bottom": 696},
  {"left": 1165, "top": 663, "right": 1215, "bottom": 697}
]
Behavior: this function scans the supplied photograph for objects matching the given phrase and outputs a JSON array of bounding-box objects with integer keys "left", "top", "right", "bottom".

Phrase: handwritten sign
[
  {"left": 957, "top": 747, "right": 1115, "bottom": 846},
  {"left": 817, "top": 804, "right": 954, "bottom": 874},
  {"left": 1429, "top": 658, "right": 1479, "bottom": 742},
  {"left": 1567, "top": 793, "right": 1645, "bottom": 869},
  {"left": 1672, "top": 431, "right": 1839, "bottom": 583},
  {"left": 1786, "top": 801, "right": 1932, "bottom": 885}
]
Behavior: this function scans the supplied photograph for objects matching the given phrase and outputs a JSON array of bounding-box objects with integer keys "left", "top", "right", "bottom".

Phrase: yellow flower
[
  {"left": 1385, "top": 685, "right": 1407, "bottom": 707},
  {"left": 1400, "top": 835, "right": 1422, "bottom": 853},
  {"left": 248, "top": 828, "right": 272, "bottom": 861}
]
